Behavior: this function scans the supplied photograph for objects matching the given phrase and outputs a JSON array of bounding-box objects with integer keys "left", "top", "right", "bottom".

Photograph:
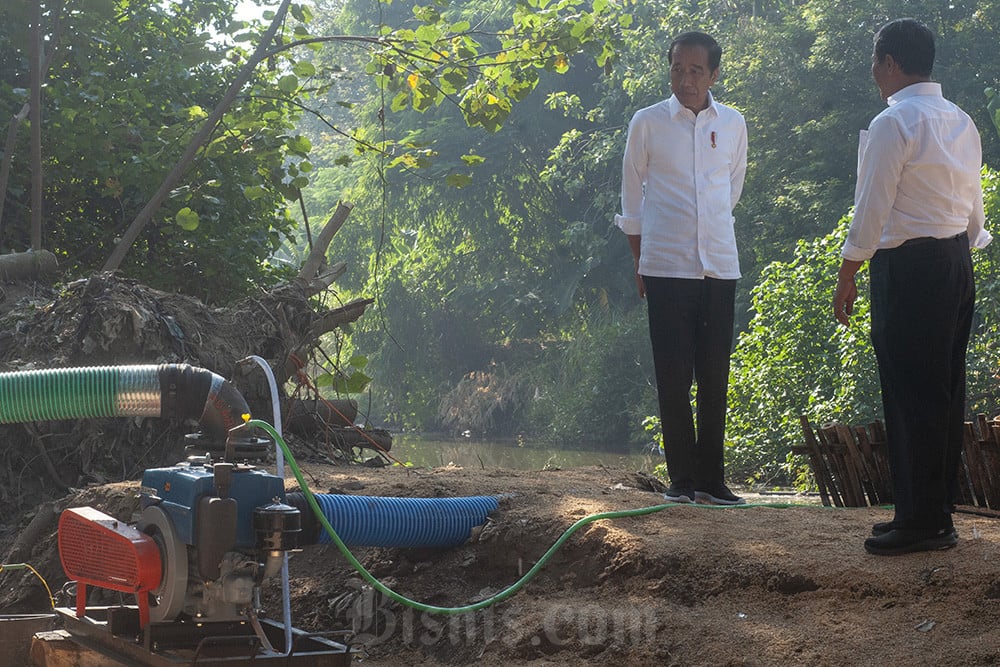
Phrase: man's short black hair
[
  {"left": 874, "top": 18, "right": 935, "bottom": 77},
  {"left": 668, "top": 31, "right": 722, "bottom": 72}
]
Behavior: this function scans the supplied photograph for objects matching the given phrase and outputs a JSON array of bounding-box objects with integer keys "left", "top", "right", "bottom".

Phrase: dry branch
[
  {"left": 297, "top": 201, "right": 353, "bottom": 285},
  {"left": 307, "top": 297, "right": 375, "bottom": 339},
  {"left": 304, "top": 262, "right": 347, "bottom": 297}
]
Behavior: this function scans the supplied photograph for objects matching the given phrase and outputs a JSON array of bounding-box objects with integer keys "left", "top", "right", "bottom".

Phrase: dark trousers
[
  {"left": 643, "top": 276, "right": 736, "bottom": 489},
  {"left": 869, "top": 233, "right": 974, "bottom": 530}
]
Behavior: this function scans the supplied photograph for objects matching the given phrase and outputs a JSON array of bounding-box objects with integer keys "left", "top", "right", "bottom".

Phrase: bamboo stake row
[{"left": 796, "top": 415, "right": 1000, "bottom": 509}]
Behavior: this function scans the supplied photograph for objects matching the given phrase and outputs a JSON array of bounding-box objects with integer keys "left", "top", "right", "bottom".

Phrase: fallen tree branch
[
  {"left": 278, "top": 297, "right": 375, "bottom": 385},
  {"left": 297, "top": 201, "right": 353, "bottom": 284},
  {"left": 307, "top": 298, "right": 375, "bottom": 340},
  {"left": 304, "top": 262, "right": 347, "bottom": 297},
  {"left": 0, "top": 249, "right": 58, "bottom": 281}
]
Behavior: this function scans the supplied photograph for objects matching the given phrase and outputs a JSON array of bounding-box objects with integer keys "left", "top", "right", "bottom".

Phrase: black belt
[{"left": 900, "top": 231, "right": 966, "bottom": 247}]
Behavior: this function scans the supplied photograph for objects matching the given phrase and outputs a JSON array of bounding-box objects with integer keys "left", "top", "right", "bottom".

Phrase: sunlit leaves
[
  {"left": 728, "top": 214, "right": 878, "bottom": 484},
  {"left": 966, "top": 168, "right": 1000, "bottom": 414},
  {"left": 314, "top": 351, "right": 373, "bottom": 395},
  {"left": 285, "top": 135, "right": 312, "bottom": 156},
  {"left": 278, "top": 74, "right": 300, "bottom": 93},
  {"left": 414, "top": 24, "right": 441, "bottom": 44},
  {"left": 292, "top": 60, "right": 316, "bottom": 77},
  {"left": 186, "top": 105, "right": 209, "bottom": 120},
  {"left": 174, "top": 207, "right": 200, "bottom": 231},
  {"left": 363, "top": 0, "right": 630, "bottom": 137},
  {"left": 439, "top": 68, "right": 468, "bottom": 94},
  {"left": 412, "top": 5, "right": 442, "bottom": 25},
  {"left": 290, "top": 2, "right": 313, "bottom": 23},
  {"left": 243, "top": 185, "right": 268, "bottom": 201}
]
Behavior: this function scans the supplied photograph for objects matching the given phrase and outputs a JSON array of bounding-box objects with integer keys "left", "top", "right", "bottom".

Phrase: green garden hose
[{"left": 248, "top": 419, "right": 814, "bottom": 616}]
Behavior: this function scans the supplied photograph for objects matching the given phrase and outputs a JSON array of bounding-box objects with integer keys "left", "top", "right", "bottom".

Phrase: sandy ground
[{"left": 5, "top": 463, "right": 1000, "bottom": 666}]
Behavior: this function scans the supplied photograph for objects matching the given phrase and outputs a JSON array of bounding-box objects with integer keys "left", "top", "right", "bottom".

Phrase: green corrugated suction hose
[
  {"left": 0, "top": 365, "right": 156, "bottom": 422},
  {"left": 0, "top": 364, "right": 250, "bottom": 442}
]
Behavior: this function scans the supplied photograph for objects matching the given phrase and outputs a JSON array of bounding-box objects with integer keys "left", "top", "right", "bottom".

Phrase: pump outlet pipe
[
  {"left": 0, "top": 364, "right": 249, "bottom": 443},
  {"left": 287, "top": 492, "right": 498, "bottom": 548}
]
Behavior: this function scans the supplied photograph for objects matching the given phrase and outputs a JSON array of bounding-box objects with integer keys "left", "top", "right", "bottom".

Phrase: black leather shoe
[
  {"left": 871, "top": 520, "right": 899, "bottom": 536},
  {"left": 864, "top": 528, "right": 958, "bottom": 556},
  {"left": 872, "top": 520, "right": 955, "bottom": 536}
]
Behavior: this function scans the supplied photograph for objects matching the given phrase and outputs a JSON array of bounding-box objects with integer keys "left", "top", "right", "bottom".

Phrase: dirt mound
[{"left": 4, "top": 463, "right": 1000, "bottom": 665}]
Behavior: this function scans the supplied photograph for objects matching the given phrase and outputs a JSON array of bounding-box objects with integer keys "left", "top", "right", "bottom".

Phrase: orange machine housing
[{"left": 58, "top": 507, "right": 163, "bottom": 628}]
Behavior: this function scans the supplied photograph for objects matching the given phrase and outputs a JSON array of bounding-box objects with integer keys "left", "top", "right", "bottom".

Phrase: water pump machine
[{"left": 0, "top": 363, "right": 497, "bottom": 666}]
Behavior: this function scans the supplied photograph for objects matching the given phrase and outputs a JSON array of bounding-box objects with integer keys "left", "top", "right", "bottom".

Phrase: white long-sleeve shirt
[
  {"left": 615, "top": 92, "right": 748, "bottom": 280},
  {"left": 843, "top": 81, "right": 991, "bottom": 261}
]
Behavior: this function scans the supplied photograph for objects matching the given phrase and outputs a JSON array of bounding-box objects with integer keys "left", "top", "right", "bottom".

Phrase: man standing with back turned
[
  {"left": 833, "top": 18, "right": 991, "bottom": 555},
  {"left": 615, "top": 31, "right": 748, "bottom": 505}
]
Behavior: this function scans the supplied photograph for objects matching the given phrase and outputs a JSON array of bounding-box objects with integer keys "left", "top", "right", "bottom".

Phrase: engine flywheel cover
[{"left": 137, "top": 505, "right": 189, "bottom": 623}]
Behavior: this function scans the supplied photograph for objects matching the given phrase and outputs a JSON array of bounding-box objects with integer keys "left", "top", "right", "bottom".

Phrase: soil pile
[{"left": 3, "top": 463, "right": 1000, "bottom": 666}]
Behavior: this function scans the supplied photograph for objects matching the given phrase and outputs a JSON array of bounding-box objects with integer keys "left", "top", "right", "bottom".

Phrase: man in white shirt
[
  {"left": 833, "top": 18, "right": 991, "bottom": 555},
  {"left": 615, "top": 31, "right": 748, "bottom": 506}
]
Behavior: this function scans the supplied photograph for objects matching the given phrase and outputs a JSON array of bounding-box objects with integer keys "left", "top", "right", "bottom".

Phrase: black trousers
[
  {"left": 643, "top": 276, "right": 736, "bottom": 489},
  {"left": 869, "top": 233, "right": 974, "bottom": 530}
]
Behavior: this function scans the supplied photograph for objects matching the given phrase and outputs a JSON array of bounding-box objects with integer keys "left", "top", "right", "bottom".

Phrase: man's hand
[
  {"left": 833, "top": 259, "right": 863, "bottom": 327},
  {"left": 634, "top": 271, "right": 645, "bottom": 299},
  {"left": 626, "top": 234, "right": 645, "bottom": 298}
]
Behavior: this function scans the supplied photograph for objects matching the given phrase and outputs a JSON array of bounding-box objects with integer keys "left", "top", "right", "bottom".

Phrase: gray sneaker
[
  {"left": 663, "top": 485, "right": 695, "bottom": 504},
  {"left": 694, "top": 484, "right": 745, "bottom": 505}
]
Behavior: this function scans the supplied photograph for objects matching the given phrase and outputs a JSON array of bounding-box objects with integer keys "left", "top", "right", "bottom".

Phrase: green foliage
[
  {"left": 314, "top": 353, "right": 372, "bottom": 394},
  {"left": 0, "top": 0, "right": 317, "bottom": 301},
  {"left": 6, "top": 0, "right": 999, "bottom": 480},
  {"left": 967, "top": 168, "right": 1000, "bottom": 414},
  {"left": 988, "top": 87, "right": 1000, "bottom": 139},
  {"left": 312, "top": 0, "right": 1000, "bottom": 456},
  {"left": 727, "top": 215, "right": 880, "bottom": 485},
  {"left": 304, "top": 0, "right": 638, "bottom": 432}
]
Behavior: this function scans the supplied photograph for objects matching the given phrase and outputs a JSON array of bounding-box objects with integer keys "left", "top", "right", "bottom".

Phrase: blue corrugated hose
[{"left": 310, "top": 493, "right": 498, "bottom": 548}]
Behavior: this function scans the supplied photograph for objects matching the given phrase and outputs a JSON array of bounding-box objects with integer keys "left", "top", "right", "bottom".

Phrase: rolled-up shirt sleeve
[
  {"left": 842, "top": 116, "right": 907, "bottom": 262},
  {"left": 615, "top": 115, "right": 647, "bottom": 235}
]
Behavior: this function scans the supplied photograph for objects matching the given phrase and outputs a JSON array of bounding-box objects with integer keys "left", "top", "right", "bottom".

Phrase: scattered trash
[
  {"left": 914, "top": 619, "right": 936, "bottom": 632},
  {"left": 736, "top": 612, "right": 747, "bottom": 619}
]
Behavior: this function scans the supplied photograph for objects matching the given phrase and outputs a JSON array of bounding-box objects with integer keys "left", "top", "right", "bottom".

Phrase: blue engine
[{"left": 139, "top": 461, "right": 286, "bottom": 548}]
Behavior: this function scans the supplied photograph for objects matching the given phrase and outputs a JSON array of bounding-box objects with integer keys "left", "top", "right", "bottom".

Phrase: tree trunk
[{"left": 28, "top": 0, "right": 43, "bottom": 251}]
